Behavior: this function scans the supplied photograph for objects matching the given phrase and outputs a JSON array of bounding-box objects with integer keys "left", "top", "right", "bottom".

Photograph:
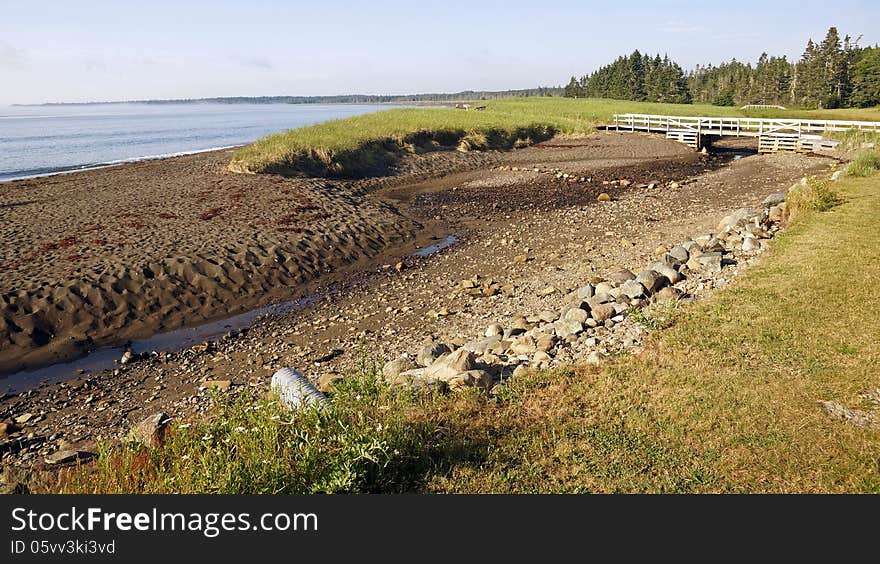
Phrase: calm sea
[{"left": 0, "top": 103, "right": 390, "bottom": 182}]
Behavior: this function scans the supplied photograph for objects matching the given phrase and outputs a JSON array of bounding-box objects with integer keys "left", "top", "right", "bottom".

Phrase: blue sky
[{"left": 1, "top": 0, "right": 878, "bottom": 105}]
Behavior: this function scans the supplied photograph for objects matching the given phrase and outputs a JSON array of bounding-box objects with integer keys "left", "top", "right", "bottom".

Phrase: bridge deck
[{"left": 611, "top": 113, "right": 880, "bottom": 153}]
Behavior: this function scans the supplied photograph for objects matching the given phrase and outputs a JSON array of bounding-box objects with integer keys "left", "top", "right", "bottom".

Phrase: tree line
[{"left": 564, "top": 27, "right": 880, "bottom": 109}]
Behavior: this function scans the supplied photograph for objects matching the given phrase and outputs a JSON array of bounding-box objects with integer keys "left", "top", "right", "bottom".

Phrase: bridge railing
[{"left": 612, "top": 113, "right": 880, "bottom": 136}]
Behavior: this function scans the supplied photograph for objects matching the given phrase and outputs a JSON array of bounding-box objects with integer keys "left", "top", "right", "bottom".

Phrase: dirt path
[{"left": 0, "top": 132, "right": 835, "bottom": 471}]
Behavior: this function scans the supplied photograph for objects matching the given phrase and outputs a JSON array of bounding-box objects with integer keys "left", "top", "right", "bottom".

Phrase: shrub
[{"left": 847, "top": 150, "right": 880, "bottom": 177}]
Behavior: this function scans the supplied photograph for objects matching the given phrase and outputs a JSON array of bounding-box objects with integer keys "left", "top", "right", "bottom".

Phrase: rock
[
  {"left": 576, "top": 284, "right": 595, "bottom": 299},
  {"left": 538, "top": 310, "right": 559, "bottom": 323},
  {"left": 597, "top": 193, "right": 612, "bottom": 202},
  {"left": 45, "top": 449, "right": 94, "bottom": 465},
  {"left": 512, "top": 364, "right": 530, "bottom": 379},
  {"left": 655, "top": 287, "right": 683, "bottom": 302},
  {"left": 620, "top": 280, "right": 647, "bottom": 299},
  {"left": 830, "top": 170, "right": 844, "bottom": 182},
  {"left": 762, "top": 192, "right": 785, "bottom": 206},
  {"left": 130, "top": 412, "right": 171, "bottom": 447},
  {"left": 589, "top": 303, "right": 615, "bottom": 323},
  {"left": 204, "top": 380, "right": 231, "bottom": 391},
  {"left": 510, "top": 335, "right": 538, "bottom": 355},
  {"left": 701, "top": 237, "right": 725, "bottom": 253},
  {"left": 0, "top": 421, "right": 18, "bottom": 436},
  {"left": 463, "top": 336, "right": 501, "bottom": 355},
  {"left": 654, "top": 245, "right": 669, "bottom": 256},
  {"left": 564, "top": 308, "right": 589, "bottom": 324},
  {"left": 619, "top": 179, "right": 632, "bottom": 187},
  {"left": 485, "top": 324, "right": 503, "bottom": 338},
  {"left": 635, "top": 270, "right": 666, "bottom": 293},
  {"left": 532, "top": 351, "right": 552, "bottom": 364},
  {"left": 646, "top": 262, "right": 681, "bottom": 285},
  {"left": 14, "top": 413, "right": 34, "bottom": 425},
  {"left": 585, "top": 351, "right": 603, "bottom": 366},
  {"left": 510, "top": 315, "right": 530, "bottom": 331},
  {"left": 424, "top": 349, "right": 477, "bottom": 382},
  {"left": 587, "top": 294, "right": 614, "bottom": 308},
  {"left": 318, "top": 374, "right": 344, "bottom": 393},
  {"left": 537, "top": 286, "right": 558, "bottom": 297},
  {"left": 608, "top": 269, "right": 636, "bottom": 284},
  {"left": 554, "top": 318, "right": 584, "bottom": 339},
  {"left": 768, "top": 203, "right": 787, "bottom": 223},
  {"left": 595, "top": 282, "right": 615, "bottom": 295},
  {"left": 417, "top": 343, "right": 451, "bottom": 367},
  {"left": 120, "top": 350, "right": 136, "bottom": 365},
  {"left": 691, "top": 252, "right": 723, "bottom": 272},
  {"left": 382, "top": 356, "right": 417, "bottom": 382},
  {"left": 717, "top": 208, "right": 754, "bottom": 231},
  {"left": 668, "top": 246, "right": 690, "bottom": 264},
  {"left": 536, "top": 336, "right": 557, "bottom": 352},
  {"left": 742, "top": 237, "right": 759, "bottom": 252},
  {"left": 513, "top": 254, "right": 529, "bottom": 263},
  {"left": 446, "top": 370, "right": 493, "bottom": 391}
]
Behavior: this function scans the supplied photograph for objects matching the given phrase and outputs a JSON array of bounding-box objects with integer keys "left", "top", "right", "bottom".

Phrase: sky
[{"left": 1, "top": 0, "right": 878, "bottom": 105}]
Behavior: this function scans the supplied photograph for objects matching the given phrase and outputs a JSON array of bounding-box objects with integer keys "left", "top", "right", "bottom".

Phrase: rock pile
[{"left": 381, "top": 192, "right": 789, "bottom": 394}]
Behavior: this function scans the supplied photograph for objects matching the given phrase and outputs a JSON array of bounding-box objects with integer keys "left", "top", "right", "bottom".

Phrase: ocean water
[{"left": 0, "top": 103, "right": 390, "bottom": 182}]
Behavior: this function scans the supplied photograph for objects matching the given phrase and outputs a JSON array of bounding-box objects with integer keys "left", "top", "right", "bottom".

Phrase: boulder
[
  {"left": 691, "top": 252, "right": 723, "bottom": 272},
  {"left": 717, "top": 208, "right": 754, "bottom": 231},
  {"left": 130, "top": 412, "right": 171, "bottom": 447},
  {"left": 589, "top": 303, "right": 615, "bottom": 323},
  {"left": 383, "top": 356, "right": 417, "bottom": 382},
  {"left": 701, "top": 237, "right": 725, "bottom": 253},
  {"left": 620, "top": 280, "right": 647, "bottom": 299},
  {"left": 564, "top": 307, "right": 589, "bottom": 324},
  {"left": 554, "top": 318, "right": 584, "bottom": 339},
  {"left": 417, "top": 342, "right": 451, "bottom": 367},
  {"left": 655, "top": 286, "right": 683, "bottom": 302},
  {"left": 510, "top": 336, "right": 538, "bottom": 355},
  {"left": 762, "top": 192, "right": 785, "bottom": 206},
  {"left": 424, "top": 349, "right": 476, "bottom": 381},
  {"left": 485, "top": 323, "right": 503, "bottom": 338},
  {"left": 668, "top": 246, "right": 690, "bottom": 264},
  {"left": 742, "top": 237, "right": 759, "bottom": 252},
  {"left": 576, "top": 284, "right": 595, "bottom": 299},
  {"left": 446, "top": 370, "right": 493, "bottom": 391},
  {"left": 646, "top": 262, "right": 681, "bottom": 285},
  {"left": 635, "top": 270, "right": 666, "bottom": 293},
  {"left": 595, "top": 282, "right": 615, "bottom": 295},
  {"left": 608, "top": 269, "right": 636, "bottom": 284}
]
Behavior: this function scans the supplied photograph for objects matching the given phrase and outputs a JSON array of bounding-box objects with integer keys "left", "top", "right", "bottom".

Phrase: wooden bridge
[{"left": 611, "top": 113, "right": 880, "bottom": 153}]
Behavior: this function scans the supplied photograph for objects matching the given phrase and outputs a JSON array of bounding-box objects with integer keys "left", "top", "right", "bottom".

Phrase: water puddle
[
  {"left": 1, "top": 293, "right": 322, "bottom": 394},
  {"left": 413, "top": 235, "right": 459, "bottom": 257},
  {"left": 2, "top": 234, "right": 463, "bottom": 394}
]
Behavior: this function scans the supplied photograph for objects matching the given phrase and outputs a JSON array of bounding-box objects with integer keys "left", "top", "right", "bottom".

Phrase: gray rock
[
  {"left": 830, "top": 170, "right": 844, "bottom": 182},
  {"left": 382, "top": 356, "right": 417, "bottom": 382},
  {"left": 701, "top": 237, "right": 725, "bottom": 253},
  {"left": 576, "top": 284, "right": 595, "bottom": 299},
  {"left": 463, "top": 336, "right": 501, "bottom": 355},
  {"left": 485, "top": 323, "right": 503, "bottom": 338},
  {"left": 589, "top": 303, "right": 615, "bottom": 323},
  {"left": 417, "top": 342, "right": 451, "bottom": 367},
  {"left": 693, "top": 252, "right": 723, "bottom": 272},
  {"left": 554, "top": 318, "right": 584, "bottom": 339},
  {"left": 717, "top": 208, "right": 754, "bottom": 231},
  {"left": 595, "top": 282, "right": 615, "bottom": 295},
  {"left": 762, "top": 192, "right": 785, "bottom": 206},
  {"left": 742, "top": 237, "right": 759, "bottom": 252},
  {"left": 620, "top": 279, "right": 647, "bottom": 299},
  {"left": 608, "top": 269, "right": 636, "bottom": 284},
  {"left": 130, "top": 412, "right": 171, "bottom": 447},
  {"left": 668, "top": 246, "right": 690, "bottom": 264},
  {"left": 589, "top": 293, "right": 615, "bottom": 306},
  {"left": 646, "top": 262, "right": 681, "bottom": 285},
  {"left": 564, "top": 307, "right": 589, "bottom": 323},
  {"left": 424, "top": 349, "right": 477, "bottom": 381},
  {"left": 538, "top": 310, "right": 559, "bottom": 323},
  {"left": 635, "top": 270, "right": 666, "bottom": 293}
]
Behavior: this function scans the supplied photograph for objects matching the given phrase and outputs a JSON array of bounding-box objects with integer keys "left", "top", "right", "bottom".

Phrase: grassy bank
[
  {"left": 227, "top": 98, "right": 742, "bottom": 177},
  {"left": 40, "top": 158, "right": 880, "bottom": 494},
  {"left": 229, "top": 98, "right": 880, "bottom": 178}
]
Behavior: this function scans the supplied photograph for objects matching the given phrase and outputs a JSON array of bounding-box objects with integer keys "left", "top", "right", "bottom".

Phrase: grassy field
[
  {"left": 229, "top": 97, "right": 880, "bottom": 177},
  {"left": 42, "top": 153, "right": 880, "bottom": 494}
]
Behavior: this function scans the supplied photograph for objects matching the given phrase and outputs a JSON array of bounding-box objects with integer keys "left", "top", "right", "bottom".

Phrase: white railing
[{"left": 612, "top": 114, "right": 880, "bottom": 136}]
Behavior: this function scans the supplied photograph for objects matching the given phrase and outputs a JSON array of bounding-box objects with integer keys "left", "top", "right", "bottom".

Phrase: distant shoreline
[{"left": 10, "top": 88, "right": 561, "bottom": 107}]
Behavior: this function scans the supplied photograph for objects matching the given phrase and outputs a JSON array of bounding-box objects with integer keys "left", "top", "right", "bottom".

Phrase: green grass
[
  {"left": 228, "top": 98, "right": 747, "bottom": 177},
  {"left": 230, "top": 97, "right": 880, "bottom": 178},
  {"left": 847, "top": 149, "right": 880, "bottom": 177}
]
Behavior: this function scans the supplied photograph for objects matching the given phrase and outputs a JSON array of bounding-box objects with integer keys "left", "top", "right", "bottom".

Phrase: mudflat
[{"left": 0, "top": 132, "right": 816, "bottom": 378}]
